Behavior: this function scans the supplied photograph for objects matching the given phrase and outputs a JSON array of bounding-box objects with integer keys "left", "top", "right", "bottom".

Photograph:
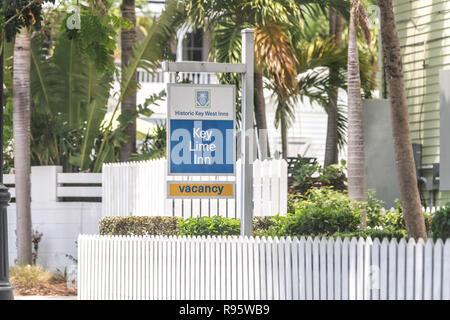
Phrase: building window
[{"left": 184, "top": 29, "right": 203, "bottom": 61}]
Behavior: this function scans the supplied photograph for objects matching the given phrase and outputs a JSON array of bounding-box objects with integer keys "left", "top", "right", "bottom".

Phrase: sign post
[{"left": 162, "top": 28, "right": 254, "bottom": 236}]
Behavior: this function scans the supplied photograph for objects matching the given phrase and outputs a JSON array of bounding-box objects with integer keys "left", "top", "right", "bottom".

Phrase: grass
[
  {"left": 9, "top": 265, "right": 52, "bottom": 288},
  {"left": 9, "top": 264, "right": 77, "bottom": 296}
]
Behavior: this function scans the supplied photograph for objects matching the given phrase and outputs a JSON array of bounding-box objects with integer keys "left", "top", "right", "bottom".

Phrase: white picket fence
[
  {"left": 77, "top": 234, "right": 450, "bottom": 300},
  {"left": 102, "top": 158, "right": 288, "bottom": 218}
]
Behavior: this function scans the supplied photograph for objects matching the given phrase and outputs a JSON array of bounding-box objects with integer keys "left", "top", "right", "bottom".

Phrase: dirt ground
[{"left": 11, "top": 279, "right": 77, "bottom": 296}]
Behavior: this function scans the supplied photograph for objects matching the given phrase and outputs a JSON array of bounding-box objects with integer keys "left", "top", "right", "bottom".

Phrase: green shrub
[
  {"left": 366, "top": 192, "right": 432, "bottom": 234},
  {"left": 177, "top": 216, "right": 240, "bottom": 236},
  {"left": 289, "top": 156, "right": 346, "bottom": 194},
  {"left": 431, "top": 204, "right": 450, "bottom": 240},
  {"left": 99, "top": 216, "right": 178, "bottom": 236},
  {"left": 366, "top": 189, "right": 385, "bottom": 228},
  {"left": 282, "top": 188, "right": 363, "bottom": 237},
  {"left": 252, "top": 216, "right": 286, "bottom": 237},
  {"left": 332, "top": 228, "right": 407, "bottom": 241}
]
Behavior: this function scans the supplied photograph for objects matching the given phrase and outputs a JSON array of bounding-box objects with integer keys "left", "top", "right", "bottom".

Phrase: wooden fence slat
[
  {"left": 363, "top": 237, "right": 372, "bottom": 300},
  {"left": 371, "top": 238, "right": 380, "bottom": 300},
  {"left": 342, "top": 238, "right": 349, "bottom": 300},
  {"left": 327, "top": 238, "right": 334, "bottom": 300},
  {"left": 334, "top": 238, "right": 342, "bottom": 300},
  {"left": 312, "top": 237, "right": 320, "bottom": 300},
  {"left": 319, "top": 237, "right": 327, "bottom": 300},
  {"left": 298, "top": 237, "right": 306, "bottom": 300},
  {"left": 356, "top": 237, "right": 365, "bottom": 300},
  {"left": 415, "top": 239, "right": 425, "bottom": 300},
  {"left": 424, "top": 239, "right": 434, "bottom": 300},
  {"left": 442, "top": 239, "right": 450, "bottom": 300},
  {"left": 406, "top": 238, "right": 415, "bottom": 300},
  {"left": 389, "top": 238, "right": 398, "bottom": 300},
  {"left": 380, "top": 238, "right": 389, "bottom": 300},
  {"left": 397, "top": 238, "right": 406, "bottom": 300},
  {"left": 433, "top": 239, "right": 443, "bottom": 300}
]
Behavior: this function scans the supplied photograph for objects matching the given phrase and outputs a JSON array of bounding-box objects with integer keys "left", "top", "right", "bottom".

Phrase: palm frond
[{"left": 95, "top": 0, "right": 185, "bottom": 170}]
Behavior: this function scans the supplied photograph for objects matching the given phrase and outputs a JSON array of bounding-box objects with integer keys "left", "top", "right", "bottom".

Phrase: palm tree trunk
[
  {"left": 324, "top": 9, "right": 343, "bottom": 166},
  {"left": 377, "top": 0, "right": 427, "bottom": 240},
  {"left": 347, "top": 5, "right": 366, "bottom": 227},
  {"left": 13, "top": 28, "right": 32, "bottom": 265},
  {"left": 254, "top": 71, "right": 270, "bottom": 159},
  {"left": 281, "top": 113, "right": 288, "bottom": 159},
  {"left": 120, "top": 0, "right": 137, "bottom": 162}
]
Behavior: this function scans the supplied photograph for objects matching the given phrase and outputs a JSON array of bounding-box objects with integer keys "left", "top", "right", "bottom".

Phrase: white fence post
[{"left": 31, "top": 166, "right": 62, "bottom": 202}]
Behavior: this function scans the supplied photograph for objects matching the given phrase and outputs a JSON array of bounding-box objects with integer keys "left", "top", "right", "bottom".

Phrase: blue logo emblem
[{"left": 195, "top": 90, "right": 210, "bottom": 108}]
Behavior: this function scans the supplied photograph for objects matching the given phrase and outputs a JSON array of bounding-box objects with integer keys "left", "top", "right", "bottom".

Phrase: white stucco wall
[{"left": 7, "top": 202, "right": 102, "bottom": 272}]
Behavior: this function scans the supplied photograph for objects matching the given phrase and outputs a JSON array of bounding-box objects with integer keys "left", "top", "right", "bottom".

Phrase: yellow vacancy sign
[{"left": 168, "top": 182, "right": 234, "bottom": 198}]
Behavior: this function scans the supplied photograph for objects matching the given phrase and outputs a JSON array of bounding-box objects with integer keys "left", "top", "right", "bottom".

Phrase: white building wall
[{"left": 7, "top": 203, "right": 102, "bottom": 272}]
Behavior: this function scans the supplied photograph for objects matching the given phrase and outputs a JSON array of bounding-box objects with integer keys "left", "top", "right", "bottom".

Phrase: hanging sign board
[
  {"left": 167, "top": 83, "right": 236, "bottom": 198},
  {"left": 167, "top": 181, "right": 235, "bottom": 199}
]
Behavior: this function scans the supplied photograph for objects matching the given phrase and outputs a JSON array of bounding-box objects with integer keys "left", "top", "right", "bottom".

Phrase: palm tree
[
  {"left": 95, "top": 0, "right": 185, "bottom": 171},
  {"left": 347, "top": 0, "right": 371, "bottom": 227},
  {"left": 13, "top": 28, "right": 32, "bottom": 264},
  {"left": 376, "top": 0, "right": 427, "bottom": 240},
  {"left": 324, "top": 8, "right": 343, "bottom": 166},
  {"left": 271, "top": 37, "right": 349, "bottom": 159},
  {"left": 120, "top": 0, "right": 137, "bottom": 162},
  {"left": 184, "top": 0, "right": 348, "bottom": 160}
]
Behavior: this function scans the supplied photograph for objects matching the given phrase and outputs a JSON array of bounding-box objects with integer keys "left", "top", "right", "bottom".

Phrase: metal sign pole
[{"left": 240, "top": 29, "right": 254, "bottom": 237}]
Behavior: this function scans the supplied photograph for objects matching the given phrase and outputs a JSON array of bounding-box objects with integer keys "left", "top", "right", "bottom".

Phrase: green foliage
[
  {"left": 366, "top": 191, "right": 432, "bottom": 235},
  {"left": 177, "top": 216, "right": 241, "bottom": 236},
  {"left": 289, "top": 156, "right": 347, "bottom": 194},
  {"left": 431, "top": 205, "right": 450, "bottom": 240},
  {"left": 366, "top": 189, "right": 385, "bottom": 228},
  {"left": 332, "top": 228, "right": 407, "bottom": 241},
  {"left": 282, "top": 188, "right": 363, "bottom": 237},
  {"left": 1, "top": 0, "right": 55, "bottom": 42},
  {"left": 99, "top": 216, "right": 178, "bottom": 236},
  {"left": 252, "top": 216, "right": 286, "bottom": 238},
  {"left": 382, "top": 200, "right": 407, "bottom": 231},
  {"left": 30, "top": 111, "right": 84, "bottom": 171},
  {"left": 290, "top": 156, "right": 320, "bottom": 194},
  {"left": 132, "top": 122, "right": 167, "bottom": 161},
  {"left": 280, "top": 188, "right": 363, "bottom": 236},
  {"left": 63, "top": 8, "right": 132, "bottom": 74},
  {"left": 99, "top": 215, "right": 286, "bottom": 238},
  {"left": 95, "top": 0, "right": 185, "bottom": 171}
]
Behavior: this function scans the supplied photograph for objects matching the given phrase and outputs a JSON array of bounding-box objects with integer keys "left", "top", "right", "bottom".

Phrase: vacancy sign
[{"left": 167, "top": 84, "right": 235, "bottom": 198}]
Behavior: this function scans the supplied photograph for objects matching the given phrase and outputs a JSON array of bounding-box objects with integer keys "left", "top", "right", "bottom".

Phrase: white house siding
[{"left": 393, "top": 0, "right": 450, "bottom": 204}]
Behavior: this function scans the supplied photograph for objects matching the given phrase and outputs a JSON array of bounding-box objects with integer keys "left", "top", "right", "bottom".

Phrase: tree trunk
[
  {"left": 377, "top": 0, "right": 427, "bottom": 240},
  {"left": 347, "top": 6, "right": 366, "bottom": 227},
  {"left": 281, "top": 113, "right": 288, "bottom": 159},
  {"left": 13, "top": 29, "right": 32, "bottom": 265},
  {"left": 120, "top": 0, "right": 137, "bottom": 162},
  {"left": 324, "top": 9, "right": 343, "bottom": 166},
  {"left": 254, "top": 71, "right": 270, "bottom": 159}
]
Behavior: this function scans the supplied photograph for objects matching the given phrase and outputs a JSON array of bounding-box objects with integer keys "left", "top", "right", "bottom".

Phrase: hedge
[
  {"left": 99, "top": 216, "right": 178, "bottom": 236},
  {"left": 99, "top": 216, "right": 281, "bottom": 237}
]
